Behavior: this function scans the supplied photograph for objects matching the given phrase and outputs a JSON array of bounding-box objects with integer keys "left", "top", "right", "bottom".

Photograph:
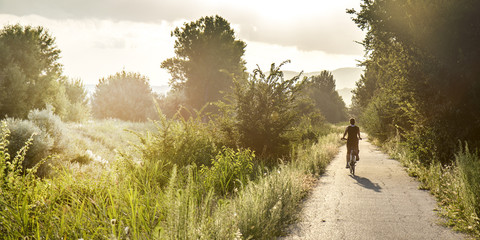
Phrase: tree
[
  {"left": 161, "top": 15, "right": 247, "bottom": 110},
  {"left": 59, "top": 78, "right": 90, "bottom": 122},
  {"left": 91, "top": 71, "right": 155, "bottom": 121},
  {"left": 348, "top": 0, "right": 480, "bottom": 163},
  {"left": 304, "top": 71, "right": 347, "bottom": 123},
  {"left": 0, "top": 24, "right": 63, "bottom": 119}
]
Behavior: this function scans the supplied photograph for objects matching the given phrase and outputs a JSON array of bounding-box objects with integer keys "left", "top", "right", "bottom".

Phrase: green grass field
[{"left": 0, "top": 119, "right": 342, "bottom": 239}]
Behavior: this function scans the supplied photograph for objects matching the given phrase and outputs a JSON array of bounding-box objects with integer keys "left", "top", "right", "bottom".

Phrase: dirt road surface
[{"left": 282, "top": 136, "right": 466, "bottom": 240}]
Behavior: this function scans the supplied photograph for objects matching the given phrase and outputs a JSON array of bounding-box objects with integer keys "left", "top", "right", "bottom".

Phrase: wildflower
[{"left": 111, "top": 219, "right": 117, "bottom": 225}]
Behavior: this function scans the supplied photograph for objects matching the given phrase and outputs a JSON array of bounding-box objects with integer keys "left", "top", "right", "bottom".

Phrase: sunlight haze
[{"left": 0, "top": 0, "right": 365, "bottom": 86}]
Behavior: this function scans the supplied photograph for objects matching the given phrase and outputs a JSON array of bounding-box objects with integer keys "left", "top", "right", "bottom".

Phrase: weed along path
[{"left": 282, "top": 136, "right": 466, "bottom": 240}]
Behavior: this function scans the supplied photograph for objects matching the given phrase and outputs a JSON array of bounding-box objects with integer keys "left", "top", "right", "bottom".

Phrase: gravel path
[{"left": 281, "top": 136, "right": 466, "bottom": 240}]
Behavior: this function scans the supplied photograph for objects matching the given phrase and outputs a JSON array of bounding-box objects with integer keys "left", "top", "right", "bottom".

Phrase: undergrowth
[
  {"left": 0, "top": 118, "right": 342, "bottom": 239},
  {"left": 382, "top": 139, "right": 480, "bottom": 237}
]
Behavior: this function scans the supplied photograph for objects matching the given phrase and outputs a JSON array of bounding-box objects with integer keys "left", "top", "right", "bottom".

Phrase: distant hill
[
  {"left": 331, "top": 67, "right": 363, "bottom": 90},
  {"left": 277, "top": 67, "right": 363, "bottom": 107},
  {"left": 276, "top": 67, "right": 363, "bottom": 90},
  {"left": 337, "top": 88, "right": 354, "bottom": 107}
]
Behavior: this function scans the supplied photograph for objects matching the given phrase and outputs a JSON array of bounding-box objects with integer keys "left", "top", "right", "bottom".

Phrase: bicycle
[
  {"left": 348, "top": 149, "right": 358, "bottom": 176},
  {"left": 341, "top": 138, "right": 359, "bottom": 176}
]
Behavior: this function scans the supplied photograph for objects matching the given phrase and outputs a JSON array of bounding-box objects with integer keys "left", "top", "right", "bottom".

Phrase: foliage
[
  {"left": 349, "top": 0, "right": 480, "bottom": 164},
  {"left": 2, "top": 108, "right": 68, "bottom": 176},
  {"left": 233, "top": 165, "right": 305, "bottom": 239},
  {"left": 5, "top": 118, "right": 53, "bottom": 171},
  {"left": 200, "top": 147, "right": 254, "bottom": 195},
  {"left": 223, "top": 132, "right": 341, "bottom": 239},
  {"left": 230, "top": 61, "right": 307, "bottom": 161},
  {"left": 161, "top": 15, "right": 247, "bottom": 111},
  {"left": 0, "top": 115, "right": 341, "bottom": 239},
  {"left": 0, "top": 121, "right": 38, "bottom": 188},
  {"left": 456, "top": 144, "right": 480, "bottom": 233},
  {"left": 302, "top": 71, "right": 347, "bottom": 123},
  {"left": 155, "top": 89, "right": 187, "bottom": 119},
  {"left": 91, "top": 71, "right": 156, "bottom": 121},
  {"left": 59, "top": 78, "right": 90, "bottom": 122},
  {"left": 0, "top": 24, "right": 66, "bottom": 119},
  {"left": 124, "top": 111, "right": 220, "bottom": 189},
  {"left": 27, "top": 107, "right": 66, "bottom": 152},
  {"left": 383, "top": 140, "right": 480, "bottom": 237},
  {"left": 0, "top": 121, "right": 47, "bottom": 238},
  {"left": 0, "top": 24, "right": 89, "bottom": 122}
]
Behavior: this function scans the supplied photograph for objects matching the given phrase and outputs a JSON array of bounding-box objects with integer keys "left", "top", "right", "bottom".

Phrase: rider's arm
[
  {"left": 358, "top": 128, "right": 362, "bottom": 140},
  {"left": 342, "top": 127, "right": 348, "bottom": 139}
]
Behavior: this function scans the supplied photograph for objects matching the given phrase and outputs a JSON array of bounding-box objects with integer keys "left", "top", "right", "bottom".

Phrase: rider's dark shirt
[{"left": 346, "top": 125, "right": 360, "bottom": 149}]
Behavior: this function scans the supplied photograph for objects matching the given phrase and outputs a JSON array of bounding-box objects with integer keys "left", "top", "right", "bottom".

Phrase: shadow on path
[{"left": 350, "top": 175, "right": 382, "bottom": 192}]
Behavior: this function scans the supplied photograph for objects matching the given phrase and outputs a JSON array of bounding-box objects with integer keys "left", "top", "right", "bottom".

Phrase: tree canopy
[
  {"left": 161, "top": 15, "right": 247, "bottom": 111},
  {"left": 349, "top": 0, "right": 480, "bottom": 163},
  {"left": 91, "top": 71, "right": 155, "bottom": 122},
  {"left": 0, "top": 24, "right": 89, "bottom": 122},
  {"left": 0, "top": 24, "right": 62, "bottom": 118},
  {"left": 303, "top": 71, "right": 347, "bottom": 123}
]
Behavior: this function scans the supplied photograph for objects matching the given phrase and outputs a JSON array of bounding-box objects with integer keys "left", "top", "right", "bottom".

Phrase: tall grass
[
  {"left": 384, "top": 140, "right": 480, "bottom": 237},
  {"left": 0, "top": 116, "right": 342, "bottom": 239}
]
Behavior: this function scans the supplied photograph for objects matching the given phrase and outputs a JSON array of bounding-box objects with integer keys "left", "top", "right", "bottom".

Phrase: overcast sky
[{"left": 0, "top": 0, "right": 365, "bottom": 86}]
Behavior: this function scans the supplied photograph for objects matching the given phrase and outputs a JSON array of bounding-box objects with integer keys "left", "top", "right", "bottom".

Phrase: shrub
[
  {"left": 63, "top": 101, "right": 91, "bottom": 123},
  {"left": 0, "top": 121, "right": 45, "bottom": 238},
  {"left": 232, "top": 61, "right": 306, "bottom": 161},
  {"left": 200, "top": 147, "right": 254, "bottom": 195},
  {"left": 5, "top": 118, "right": 53, "bottom": 171},
  {"left": 27, "top": 107, "right": 66, "bottom": 152},
  {"left": 156, "top": 90, "right": 187, "bottom": 119},
  {"left": 92, "top": 71, "right": 155, "bottom": 121}
]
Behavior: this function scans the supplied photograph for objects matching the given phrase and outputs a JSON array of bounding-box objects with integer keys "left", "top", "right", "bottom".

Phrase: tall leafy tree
[
  {"left": 349, "top": 0, "right": 480, "bottom": 163},
  {"left": 0, "top": 24, "right": 63, "bottom": 118},
  {"left": 304, "top": 71, "right": 347, "bottom": 123},
  {"left": 91, "top": 71, "right": 155, "bottom": 121},
  {"left": 161, "top": 15, "right": 247, "bottom": 110}
]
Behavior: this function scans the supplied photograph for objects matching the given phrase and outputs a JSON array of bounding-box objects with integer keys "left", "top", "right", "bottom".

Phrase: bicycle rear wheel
[
  {"left": 349, "top": 151, "right": 356, "bottom": 175},
  {"left": 351, "top": 161, "right": 355, "bottom": 176}
]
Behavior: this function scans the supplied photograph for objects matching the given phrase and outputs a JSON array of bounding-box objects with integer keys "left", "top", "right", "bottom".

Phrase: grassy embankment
[
  {"left": 0, "top": 119, "right": 342, "bottom": 239},
  {"left": 374, "top": 138, "right": 480, "bottom": 238}
]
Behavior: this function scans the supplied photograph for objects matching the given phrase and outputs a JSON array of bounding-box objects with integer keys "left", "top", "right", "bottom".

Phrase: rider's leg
[
  {"left": 346, "top": 146, "right": 351, "bottom": 168},
  {"left": 354, "top": 143, "right": 360, "bottom": 161},
  {"left": 346, "top": 153, "right": 350, "bottom": 168}
]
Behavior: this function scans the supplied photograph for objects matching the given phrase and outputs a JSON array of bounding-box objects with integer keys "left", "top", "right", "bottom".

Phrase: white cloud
[
  {"left": 0, "top": 14, "right": 177, "bottom": 85},
  {"left": 0, "top": 0, "right": 365, "bottom": 86},
  {"left": 1, "top": 0, "right": 365, "bottom": 54}
]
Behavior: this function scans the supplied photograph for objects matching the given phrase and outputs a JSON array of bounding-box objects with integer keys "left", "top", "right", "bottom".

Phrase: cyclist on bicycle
[{"left": 341, "top": 118, "right": 362, "bottom": 168}]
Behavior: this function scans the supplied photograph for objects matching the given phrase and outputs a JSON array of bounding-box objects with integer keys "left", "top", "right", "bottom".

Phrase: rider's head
[{"left": 350, "top": 118, "right": 355, "bottom": 125}]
